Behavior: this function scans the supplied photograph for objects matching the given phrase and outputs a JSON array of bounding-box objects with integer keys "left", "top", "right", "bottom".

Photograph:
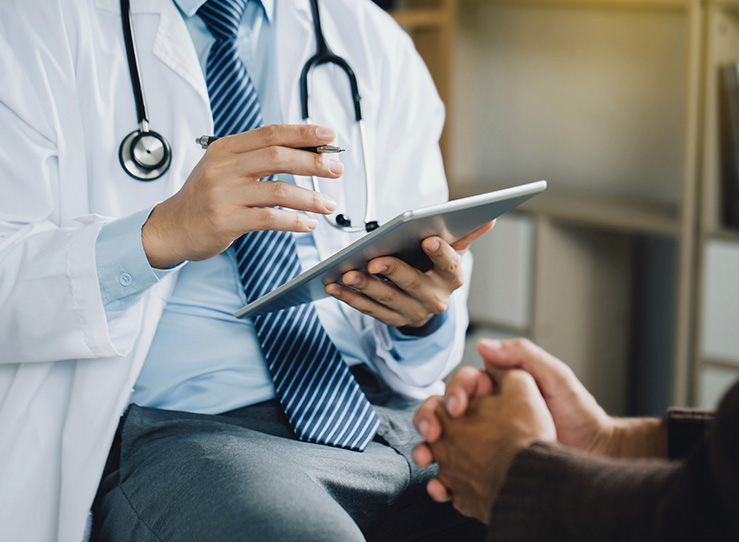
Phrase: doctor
[{"left": 0, "top": 0, "right": 487, "bottom": 541}]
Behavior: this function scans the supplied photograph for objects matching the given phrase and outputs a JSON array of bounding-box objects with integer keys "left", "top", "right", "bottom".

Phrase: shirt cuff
[
  {"left": 393, "top": 310, "right": 448, "bottom": 338},
  {"left": 666, "top": 408, "right": 715, "bottom": 461},
  {"left": 95, "top": 207, "right": 177, "bottom": 304}
]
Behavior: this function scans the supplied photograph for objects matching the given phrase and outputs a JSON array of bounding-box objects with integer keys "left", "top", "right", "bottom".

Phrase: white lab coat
[{"left": 0, "top": 0, "right": 470, "bottom": 540}]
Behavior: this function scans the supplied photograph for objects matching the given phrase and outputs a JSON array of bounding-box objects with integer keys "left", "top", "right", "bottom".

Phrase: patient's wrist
[{"left": 610, "top": 417, "right": 668, "bottom": 459}]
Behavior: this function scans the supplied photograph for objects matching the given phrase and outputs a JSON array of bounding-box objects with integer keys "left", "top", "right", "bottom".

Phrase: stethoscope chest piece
[
  {"left": 119, "top": 0, "right": 171, "bottom": 181},
  {"left": 119, "top": 129, "right": 172, "bottom": 181}
]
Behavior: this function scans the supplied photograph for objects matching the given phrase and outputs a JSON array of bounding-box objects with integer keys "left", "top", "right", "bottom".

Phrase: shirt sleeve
[
  {"left": 94, "top": 207, "right": 182, "bottom": 352},
  {"left": 385, "top": 308, "right": 454, "bottom": 363},
  {"left": 95, "top": 206, "right": 174, "bottom": 306},
  {"left": 666, "top": 407, "right": 715, "bottom": 460}
]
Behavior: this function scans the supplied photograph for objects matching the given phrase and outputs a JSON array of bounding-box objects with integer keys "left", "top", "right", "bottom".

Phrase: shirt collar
[{"left": 173, "top": 0, "right": 274, "bottom": 24}]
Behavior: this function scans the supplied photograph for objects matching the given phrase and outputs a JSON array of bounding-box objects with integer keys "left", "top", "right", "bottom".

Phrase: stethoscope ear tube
[
  {"left": 119, "top": 0, "right": 172, "bottom": 181},
  {"left": 301, "top": 0, "right": 362, "bottom": 123},
  {"left": 304, "top": 0, "right": 375, "bottom": 233}
]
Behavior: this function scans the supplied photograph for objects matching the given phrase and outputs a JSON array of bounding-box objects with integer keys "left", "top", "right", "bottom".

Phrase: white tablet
[{"left": 235, "top": 180, "right": 547, "bottom": 318}]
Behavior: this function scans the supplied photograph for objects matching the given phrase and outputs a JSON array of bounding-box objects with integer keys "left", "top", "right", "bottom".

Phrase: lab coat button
[{"left": 119, "top": 272, "right": 133, "bottom": 286}]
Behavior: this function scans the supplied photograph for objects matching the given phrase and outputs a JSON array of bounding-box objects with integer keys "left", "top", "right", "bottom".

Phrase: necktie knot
[{"left": 198, "top": 0, "right": 249, "bottom": 41}]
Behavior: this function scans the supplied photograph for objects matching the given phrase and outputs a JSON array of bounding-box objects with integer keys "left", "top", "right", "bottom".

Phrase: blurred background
[{"left": 378, "top": 0, "right": 739, "bottom": 416}]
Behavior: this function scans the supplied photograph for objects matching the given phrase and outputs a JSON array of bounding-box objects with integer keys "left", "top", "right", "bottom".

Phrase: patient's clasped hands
[{"left": 412, "top": 338, "right": 668, "bottom": 524}]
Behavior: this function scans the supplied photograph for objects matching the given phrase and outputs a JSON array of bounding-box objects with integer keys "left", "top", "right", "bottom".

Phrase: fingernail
[
  {"left": 417, "top": 419, "right": 429, "bottom": 438},
  {"left": 323, "top": 197, "right": 337, "bottom": 213},
  {"left": 325, "top": 284, "right": 340, "bottom": 297},
  {"left": 305, "top": 215, "right": 318, "bottom": 230},
  {"left": 372, "top": 264, "right": 387, "bottom": 275},
  {"left": 328, "top": 159, "right": 344, "bottom": 175},
  {"left": 346, "top": 274, "right": 359, "bottom": 286},
  {"left": 428, "top": 238, "right": 440, "bottom": 251},
  {"left": 444, "top": 394, "right": 458, "bottom": 415},
  {"left": 485, "top": 339, "right": 502, "bottom": 350},
  {"left": 316, "top": 127, "right": 335, "bottom": 140}
]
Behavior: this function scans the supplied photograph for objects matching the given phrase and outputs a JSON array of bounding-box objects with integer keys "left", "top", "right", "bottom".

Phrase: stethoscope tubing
[
  {"left": 121, "top": 0, "right": 147, "bottom": 130},
  {"left": 120, "top": 0, "right": 375, "bottom": 229},
  {"left": 302, "top": 0, "right": 377, "bottom": 233},
  {"left": 119, "top": 0, "right": 172, "bottom": 181}
]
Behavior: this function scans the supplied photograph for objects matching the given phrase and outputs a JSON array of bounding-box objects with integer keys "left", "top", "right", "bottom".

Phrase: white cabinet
[
  {"left": 699, "top": 364, "right": 739, "bottom": 409},
  {"left": 467, "top": 214, "right": 534, "bottom": 331},
  {"left": 700, "top": 239, "right": 739, "bottom": 363}
]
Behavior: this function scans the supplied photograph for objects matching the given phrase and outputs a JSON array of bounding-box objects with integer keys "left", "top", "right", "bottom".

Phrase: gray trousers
[{"left": 91, "top": 367, "right": 485, "bottom": 541}]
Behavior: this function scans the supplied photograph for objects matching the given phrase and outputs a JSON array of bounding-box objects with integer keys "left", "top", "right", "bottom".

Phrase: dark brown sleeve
[
  {"left": 488, "top": 381, "right": 739, "bottom": 542},
  {"left": 666, "top": 407, "right": 714, "bottom": 460}
]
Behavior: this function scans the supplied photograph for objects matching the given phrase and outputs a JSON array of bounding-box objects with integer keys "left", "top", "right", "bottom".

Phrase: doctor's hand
[
  {"left": 142, "top": 124, "right": 343, "bottom": 269},
  {"left": 413, "top": 368, "right": 557, "bottom": 524},
  {"left": 325, "top": 222, "right": 495, "bottom": 329}
]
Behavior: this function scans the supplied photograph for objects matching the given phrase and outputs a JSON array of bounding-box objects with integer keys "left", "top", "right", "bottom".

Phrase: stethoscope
[
  {"left": 300, "top": 0, "right": 378, "bottom": 232},
  {"left": 119, "top": 0, "right": 377, "bottom": 231},
  {"left": 118, "top": 0, "right": 172, "bottom": 181}
]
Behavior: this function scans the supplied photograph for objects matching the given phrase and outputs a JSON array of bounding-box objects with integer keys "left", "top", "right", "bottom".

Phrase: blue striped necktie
[{"left": 198, "top": 0, "right": 380, "bottom": 451}]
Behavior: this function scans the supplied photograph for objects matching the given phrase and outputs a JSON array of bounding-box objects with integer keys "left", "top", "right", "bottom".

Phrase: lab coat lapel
[
  {"left": 150, "top": 5, "right": 210, "bottom": 106},
  {"left": 275, "top": 1, "right": 312, "bottom": 131},
  {"left": 96, "top": 0, "right": 210, "bottom": 107}
]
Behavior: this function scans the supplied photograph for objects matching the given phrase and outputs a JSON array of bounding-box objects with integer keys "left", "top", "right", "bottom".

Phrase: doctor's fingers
[
  {"left": 234, "top": 145, "right": 344, "bottom": 180},
  {"left": 325, "top": 279, "right": 430, "bottom": 328},
  {"left": 234, "top": 207, "right": 324, "bottom": 234},
  {"left": 421, "top": 237, "right": 465, "bottom": 288},
  {"left": 449, "top": 221, "right": 496, "bottom": 253},
  {"left": 339, "top": 270, "right": 433, "bottom": 319},
  {"left": 239, "top": 180, "right": 337, "bottom": 215},
  {"left": 365, "top": 255, "right": 455, "bottom": 314},
  {"left": 212, "top": 124, "right": 337, "bottom": 154}
]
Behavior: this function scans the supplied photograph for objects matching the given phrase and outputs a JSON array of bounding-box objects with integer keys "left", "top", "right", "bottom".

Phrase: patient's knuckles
[{"left": 452, "top": 366, "right": 482, "bottom": 388}]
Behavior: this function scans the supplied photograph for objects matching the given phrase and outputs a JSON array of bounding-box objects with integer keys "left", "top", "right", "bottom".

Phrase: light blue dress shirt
[{"left": 95, "top": 0, "right": 454, "bottom": 414}]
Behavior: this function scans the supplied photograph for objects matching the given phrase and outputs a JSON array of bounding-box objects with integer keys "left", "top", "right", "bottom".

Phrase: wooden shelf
[
  {"left": 701, "top": 356, "right": 739, "bottom": 370},
  {"left": 483, "top": 0, "right": 690, "bottom": 12},
  {"left": 388, "top": 1, "right": 457, "bottom": 168},
  {"left": 453, "top": 182, "right": 680, "bottom": 236},
  {"left": 714, "top": 0, "right": 739, "bottom": 13},
  {"left": 706, "top": 226, "right": 739, "bottom": 241},
  {"left": 390, "top": 8, "right": 447, "bottom": 29}
]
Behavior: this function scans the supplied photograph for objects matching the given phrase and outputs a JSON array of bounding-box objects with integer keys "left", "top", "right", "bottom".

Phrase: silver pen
[{"left": 196, "top": 135, "right": 344, "bottom": 154}]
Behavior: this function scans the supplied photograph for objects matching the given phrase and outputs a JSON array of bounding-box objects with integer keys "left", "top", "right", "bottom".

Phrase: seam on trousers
[
  {"left": 379, "top": 434, "right": 413, "bottom": 510},
  {"left": 115, "top": 483, "right": 166, "bottom": 542}
]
